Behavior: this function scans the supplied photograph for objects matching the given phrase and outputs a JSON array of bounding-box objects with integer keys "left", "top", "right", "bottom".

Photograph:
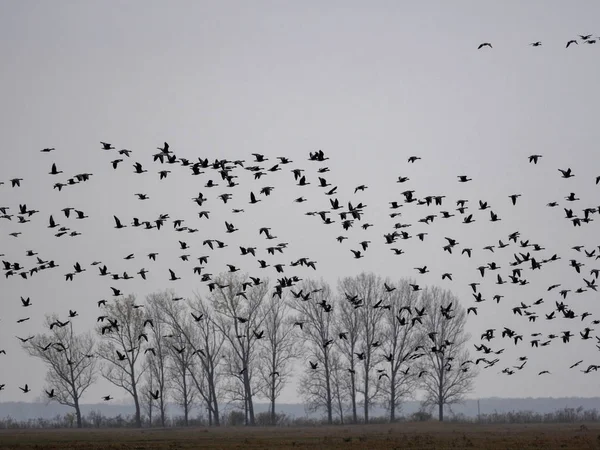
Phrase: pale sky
[{"left": 1, "top": 0, "right": 600, "bottom": 407}]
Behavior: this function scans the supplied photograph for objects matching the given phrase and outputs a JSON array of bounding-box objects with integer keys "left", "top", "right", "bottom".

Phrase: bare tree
[
  {"left": 334, "top": 284, "right": 362, "bottom": 423},
  {"left": 417, "top": 286, "right": 478, "bottom": 421},
  {"left": 289, "top": 278, "right": 337, "bottom": 424},
  {"left": 256, "top": 295, "right": 300, "bottom": 425},
  {"left": 168, "top": 326, "right": 196, "bottom": 426},
  {"left": 338, "top": 272, "right": 386, "bottom": 423},
  {"left": 329, "top": 350, "right": 350, "bottom": 423},
  {"left": 210, "top": 272, "right": 269, "bottom": 426},
  {"left": 379, "top": 279, "right": 424, "bottom": 421},
  {"left": 95, "top": 294, "right": 147, "bottom": 427},
  {"left": 145, "top": 291, "right": 173, "bottom": 427},
  {"left": 161, "top": 292, "right": 224, "bottom": 426},
  {"left": 22, "top": 315, "right": 96, "bottom": 428}
]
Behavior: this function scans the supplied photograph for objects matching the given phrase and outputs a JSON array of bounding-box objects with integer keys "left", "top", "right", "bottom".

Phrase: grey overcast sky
[{"left": 1, "top": 0, "right": 600, "bottom": 406}]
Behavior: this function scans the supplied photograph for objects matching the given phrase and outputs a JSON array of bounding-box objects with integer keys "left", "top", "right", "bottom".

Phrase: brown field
[{"left": 0, "top": 422, "right": 599, "bottom": 450}]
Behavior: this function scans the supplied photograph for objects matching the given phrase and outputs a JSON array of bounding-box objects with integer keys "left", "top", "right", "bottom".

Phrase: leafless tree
[
  {"left": 329, "top": 350, "right": 350, "bottom": 423},
  {"left": 338, "top": 272, "right": 386, "bottom": 423},
  {"left": 168, "top": 325, "right": 196, "bottom": 426},
  {"left": 378, "top": 279, "right": 424, "bottom": 421},
  {"left": 95, "top": 294, "right": 147, "bottom": 427},
  {"left": 289, "top": 278, "right": 338, "bottom": 424},
  {"left": 334, "top": 283, "right": 362, "bottom": 423},
  {"left": 22, "top": 314, "right": 96, "bottom": 428},
  {"left": 256, "top": 294, "right": 300, "bottom": 425},
  {"left": 145, "top": 291, "right": 173, "bottom": 427},
  {"left": 210, "top": 272, "right": 269, "bottom": 426},
  {"left": 416, "top": 286, "right": 478, "bottom": 421},
  {"left": 161, "top": 292, "right": 224, "bottom": 426}
]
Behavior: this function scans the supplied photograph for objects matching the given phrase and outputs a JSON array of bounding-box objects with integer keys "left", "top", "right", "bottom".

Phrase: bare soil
[{"left": 0, "top": 422, "right": 599, "bottom": 449}]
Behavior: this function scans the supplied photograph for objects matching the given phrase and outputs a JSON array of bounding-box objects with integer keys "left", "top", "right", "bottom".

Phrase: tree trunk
[
  {"left": 74, "top": 395, "right": 82, "bottom": 428},
  {"left": 335, "top": 382, "right": 344, "bottom": 424},
  {"left": 242, "top": 370, "right": 255, "bottom": 426},
  {"left": 244, "top": 393, "right": 248, "bottom": 425},
  {"left": 183, "top": 375, "right": 189, "bottom": 426},
  {"left": 247, "top": 382, "right": 255, "bottom": 425},
  {"left": 132, "top": 384, "right": 142, "bottom": 428},
  {"left": 438, "top": 363, "right": 444, "bottom": 422},
  {"left": 389, "top": 376, "right": 396, "bottom": 422},
  {"left": 270, "top": 394, "right": 275, "bottom": 425},
  {"left": 364, "top": 373, "right": 369, "bottom": 424},
  {"left": 160, "top": 394, "right": 166, "bottom": 427},
  {"left": 134, "top": 399, "right": 142, "bottom": 427},
  {"left": 351, "top": 373, "right": 357, "bottom": 423},
  {"left": 70, "top": 367, "right": 82, "bottom": 428},
  {"left": 208, "top": 372, "right": 220, "bottom": 426},
  {"left": 207, "top": 380, "right": 213, "bottom": 426},
  {"left": 210, "top": 387, "right": 219, "bottom": 426},
  {"left": 325, "top": 363, "right": 332, "bottom": 424},
  {"left": 213, "top": 397, "right": 220, "bottom": 425}
]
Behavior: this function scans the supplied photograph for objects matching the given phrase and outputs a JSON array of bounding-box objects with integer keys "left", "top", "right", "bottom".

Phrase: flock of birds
[
  {"left": 1, "top": 140, "right": 600, "bottom": 401},
  {"left": 478, "top": 34, "right": 600, "bottom": 48}
]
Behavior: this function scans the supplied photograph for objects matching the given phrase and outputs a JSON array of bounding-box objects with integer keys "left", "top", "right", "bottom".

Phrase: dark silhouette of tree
[
  {"left": 145, "top": 291, "right": 173, "bottom": 427},
  {"left": 290, "top": 279, "right": 339, "bottom": 424},
  {"left": 210, "top": 272, "right": 269, "bottom": 426},
  {"left": 379, "top": 279, "right": 424, "bottom": 421},
  {"left": 22, "top": 314, "right": 96, "bottom": 428},
  {"left": 95, "top": 295, "right": 147, "bottom": 428},
  {"left": 256, "top": 295, "right": 300, "bottom": 425},
  {"left": 338, "top": 272, "right": 386, "bottom": 424},
  {"left": 168, "top": 324, "right": 196, "bottom": 426},
  {"left": 161, "top": 291, "right": 224, "bottom": 426},
  {"left": 417, "top": 286, "right": 478, "bottom": 421},
  {"left": 334, "top": 281, "right": 362, "bottom": 423}
]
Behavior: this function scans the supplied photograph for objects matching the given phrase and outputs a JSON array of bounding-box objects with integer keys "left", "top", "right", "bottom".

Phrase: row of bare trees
[
  {"left": 291, "top": 274, "right": 476, "bottom": 424},
  {"left": 22, "top": 272, "right": 477, "bottom": 427}
]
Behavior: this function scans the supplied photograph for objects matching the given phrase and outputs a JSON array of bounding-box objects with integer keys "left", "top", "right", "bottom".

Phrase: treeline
[
  {"left": 23, "top": 272, "right": 477, "bottom": 428},
  {"left": 0, "top": 410, "right": 390, "bottom": 429},
  {"left": 450, "top": 406, "right": 600, "bottom": 424},
  {"left": 2, "top": 406, "right": 600, "bottom": 429},
  {"left": 0, "top": 410, "right": 287, "bottom": 429}
]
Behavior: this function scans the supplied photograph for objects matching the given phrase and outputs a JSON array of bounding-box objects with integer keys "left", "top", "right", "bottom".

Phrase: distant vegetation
[{"left": 0, "top": 406, "right": 599, "bottom": 429}]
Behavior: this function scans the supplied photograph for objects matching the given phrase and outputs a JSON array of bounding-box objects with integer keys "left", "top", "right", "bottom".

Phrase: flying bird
[{"left": 49, "top": 163, "right": 63, "bottom": 175}]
